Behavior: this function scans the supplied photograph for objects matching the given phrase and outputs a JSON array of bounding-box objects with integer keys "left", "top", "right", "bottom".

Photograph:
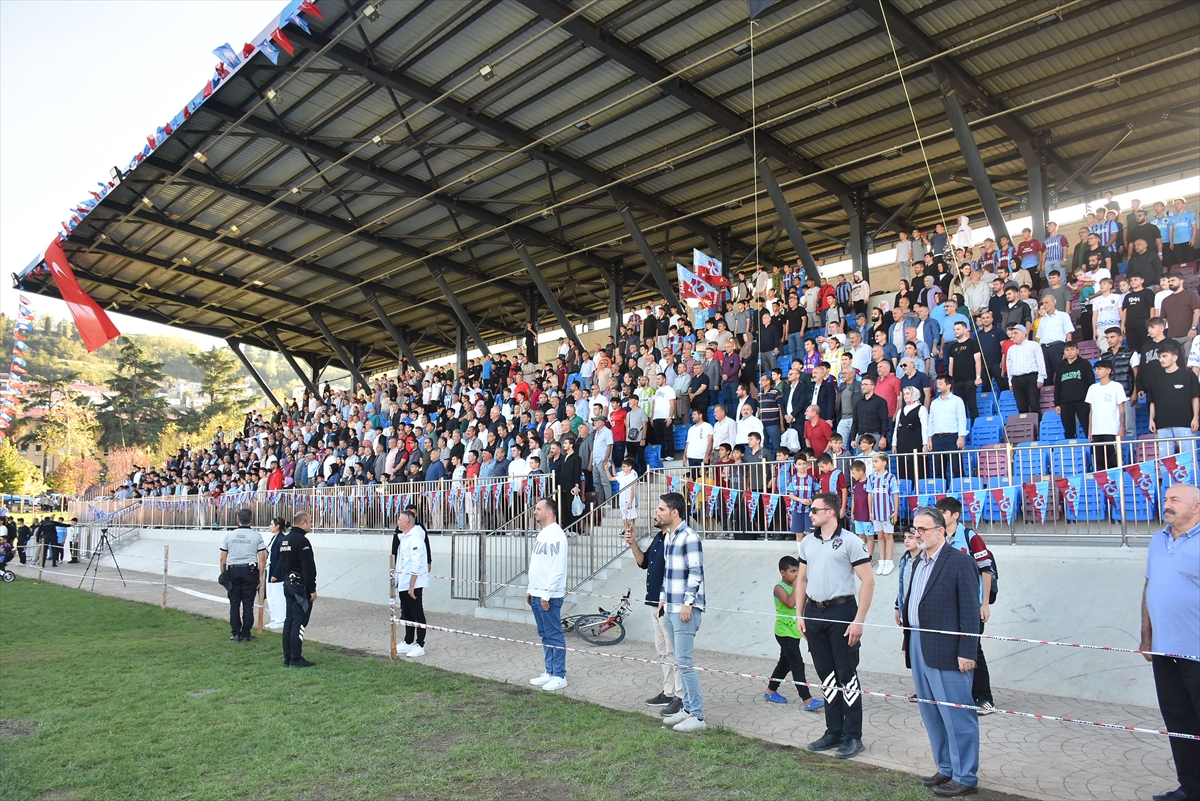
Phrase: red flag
[
  {"left": 202, "top": 80, "right": 214, "bottom": 99},
  {"left": 271, "top": 27, "right": 295, "bottom": 56},
  {"left": 44, "top": 239, "right": 120, "bottom": 352},
  {"left": 215, "top": 62, "right": 229, "bottom": 79},
  {"left": 299, "top": 0, "right": 323, "bottom": 20},
  {"left": 241, "top": 42, "right": 256, "bottom": 59}
]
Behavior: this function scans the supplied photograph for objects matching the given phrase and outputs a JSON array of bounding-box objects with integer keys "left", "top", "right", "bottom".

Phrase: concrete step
[{"left": 474, "top": 606, "right": 538, "bottom": 626}]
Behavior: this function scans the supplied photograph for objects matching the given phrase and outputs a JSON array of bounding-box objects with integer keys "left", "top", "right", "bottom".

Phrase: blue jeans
[
  {"left": 788, "top": 332, "right": 805, "bottom": 360},
  {"left": 722, "top": 383, "right": 737, "bottom": 411},
  {"left": 763, "top": 423, "right": 781, "bottom": 456},
  {"left": 663, "top": 609, "right": 704, "bottom": 719},
  {"left": 910, "top": 632, "right": 979, "bottom": 787},
  {"left": 530, "top": 597, "right": 566, "bottom": 678}
]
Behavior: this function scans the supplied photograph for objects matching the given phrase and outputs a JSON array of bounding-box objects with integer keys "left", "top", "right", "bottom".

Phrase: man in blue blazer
[{"left": 902, "top": 506, "right": 982, "bottom": 797}]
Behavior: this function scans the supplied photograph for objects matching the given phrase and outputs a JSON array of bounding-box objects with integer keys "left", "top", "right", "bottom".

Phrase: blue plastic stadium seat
[
  {"left": 950, "top": 477, "right": 985, "bottom": 494},
  {"left": 969, "top": 417, "right": 1001, "bottom": 448},
  {"left": 777, "top": 354, "right": 793, "bottom": 374},
  {"left": 706, "top": 408, "right": 716, "bottom": 424},
  {"left": 1012, "top": 443, "right": 1046, "bottom": 483},
  {"left": 1115, "top": 475, "right": 1156, "bottom": 521},
  {"left": 645, "top": 445, "right": 663, "bottom": 468},
  {"left": 916, "top": 478, "right": 946, "bottom": 495},
  {"left": 674, "top": 425, "right": 689, "bottom": 450},
  {"left": 976, "top": 392, "right": 999, "bottom": 416},
  {"left": 982, "top": 478, "right": 1021, "bottom": 522},
  {"left": 1052, "top": 440, "right": 1091, "bottom": 477},
  {"left": 997, "top": 390, "right": 1018, "bottom": 419}
]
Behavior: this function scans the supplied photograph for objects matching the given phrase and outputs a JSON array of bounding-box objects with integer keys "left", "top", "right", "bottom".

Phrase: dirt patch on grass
[
  {"left": 187, "top": 688, "right": 217, "bottom": 698},
  {"left": 0, "top": 718, "right": 37, "bottom": 739},
  {"left": 39, "top": 790, "right": 87, "bottom": 801}
]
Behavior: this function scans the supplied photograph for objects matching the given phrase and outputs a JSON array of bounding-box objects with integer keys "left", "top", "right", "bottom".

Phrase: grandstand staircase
[{"left": 472, "top": 484, "right": 642, "bottom": 624}]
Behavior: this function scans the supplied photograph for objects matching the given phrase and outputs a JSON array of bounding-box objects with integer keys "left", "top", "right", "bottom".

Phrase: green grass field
[{"left": 0, "top": 581, "right": 1020, "bottom": 801}]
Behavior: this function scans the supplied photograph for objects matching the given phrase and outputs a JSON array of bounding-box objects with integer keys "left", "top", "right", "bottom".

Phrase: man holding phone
[{"left": 625, "top": 513, "right": 684, "bottom": 717}]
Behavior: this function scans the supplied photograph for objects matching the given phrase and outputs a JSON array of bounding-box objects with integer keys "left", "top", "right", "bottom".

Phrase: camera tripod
[{"left": 79, "top": 528, "right": 126, "bottom": 591}]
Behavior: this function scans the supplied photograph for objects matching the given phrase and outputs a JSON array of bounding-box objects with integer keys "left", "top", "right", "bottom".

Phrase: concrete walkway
[{"left": 13, "top": 560, "right": 1177, "bottom": 801}]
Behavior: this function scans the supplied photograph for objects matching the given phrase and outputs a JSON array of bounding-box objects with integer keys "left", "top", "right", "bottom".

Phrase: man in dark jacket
[
  {"left": 280, "top": 511, "right": 318, "bottom": 668},
  {"left": 849, "top": 377, "right": 891, "bottom": 451},
  {"left": 902, "top": 506, "right": 982, "bottom": 797},
  {"left": 1053, "top": 342, "right": 1095, "bottom": 439}
]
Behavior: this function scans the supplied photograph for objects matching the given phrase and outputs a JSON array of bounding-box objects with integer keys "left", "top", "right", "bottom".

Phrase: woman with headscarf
[{"left": 892, "top": 384, "right": 930, "bottom": 484}]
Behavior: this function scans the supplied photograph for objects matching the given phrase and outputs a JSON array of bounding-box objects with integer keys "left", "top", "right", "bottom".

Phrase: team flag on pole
[
  {"left": 692, "top": 248, "right": 729, "bottom": 287},
  {"left": 677, "top": 264, "right": 721, "bottom": 309}
]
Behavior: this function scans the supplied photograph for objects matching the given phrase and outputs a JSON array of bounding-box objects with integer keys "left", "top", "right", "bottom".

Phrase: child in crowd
[
  {"left": 815, "top": 453, "right": 848, "bottom": 519},
  {"left": 866, "top": 453, "right": 899, "bottom": 575},
  {"left": 855, "top": 433, "right": 877, "bottom": 461},
  {"left": 607, "top": 458, "right": 639, "bottom": 538},
  {"left": 848, "top": 460, "right": 871, "bottom": 540},
  {"left": 786, "top": 453, "right": 816, "bottom": 536},
  {"left": 764, "top": 555, "right": 825, "bottom": 712},
  {"left": 827, "top": 433, "right": 853, "bottom": 478}
]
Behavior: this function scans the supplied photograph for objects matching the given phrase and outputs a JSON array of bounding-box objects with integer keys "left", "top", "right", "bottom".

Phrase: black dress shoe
[
  {"left": 289, "top": 658, "right": 316, "bottom": 668},
  {"left": 1152, "top": 788, "right": 1196, "bottom": 801},
  {"left": 834, "top": 738, "right": 864, "bottom": 759},
  {"left": 230, "top": 634, "right": 242, "bottom": 642},
  {"left": 241, "top": 633, "right": 255, "bottom": 641},
  {"left": 807, "top": 733, "right": 844, "bottom": 752},
  {"left": 920, "top": 773, "right": 952, "bottom": 787},
  {"left": 932, "top": 780, "right": 978, "bottom": 797}
]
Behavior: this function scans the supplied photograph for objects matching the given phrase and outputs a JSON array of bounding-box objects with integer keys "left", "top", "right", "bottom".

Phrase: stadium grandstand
[{"left": 10, "top": 0, "right": 1200, "bottom": 546}]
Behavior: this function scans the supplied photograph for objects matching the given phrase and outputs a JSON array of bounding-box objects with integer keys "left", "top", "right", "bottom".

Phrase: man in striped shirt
[
  {"left": 1043, "top": 221, "right": 1069, "bottom": 280},
  {"left": 657, "top": 492, "right": 708, "bottom": 733}
]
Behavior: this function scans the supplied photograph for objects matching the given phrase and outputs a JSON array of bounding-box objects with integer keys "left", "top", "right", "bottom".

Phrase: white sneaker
[
  {"left": 882, "top": 560, "right": 895, "bottom": 576},
  {"left": 673, "top": 715, "right": 708, "bottom": 733},
  {"left": 664, "top": 456, "right": 675, "bottom": 461},
  {"left": 662, "top": 708, "right": 691, "bottom": 726},
  {"left": 406, "top": 645, "right": 425, "bottom": 658},
  {"left": 874, "top": 561, "right": 884, "bottom": 575},
  {"left": 395, "top": 642, "right": 412, "bottom": 655},
  {"left": 541, "top": 676, "right": 568, "bottom": 691},
  {"left": 530, "top": 673, "right": 553, "bottom": 686}
]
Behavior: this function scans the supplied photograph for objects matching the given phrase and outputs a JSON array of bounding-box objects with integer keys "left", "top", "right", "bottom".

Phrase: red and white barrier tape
[
  {"left": 386, "top": 612, "right": 1198, "bottom": 741},
  {"left": 424, "top": 573, "right": 1199, "bottom": 661}
]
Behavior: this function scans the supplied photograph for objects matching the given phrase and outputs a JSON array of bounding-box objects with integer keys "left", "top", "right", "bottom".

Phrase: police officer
[
  {"left": 795, "top": 491, "right": 876, "bottom": 760},
  {"left": 280, "top": 511, "right": 318, "bottom": 668},
  {"left": 219, "top": 508, "right": 266, "bottom": 642}
]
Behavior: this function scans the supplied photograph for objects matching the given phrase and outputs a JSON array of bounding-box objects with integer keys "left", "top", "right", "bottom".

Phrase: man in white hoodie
[
  {"left": 394, "top": 510, "right": 431, "bottom": 658},
  {"left": 527, "top": 498, "right": 569, "bottom": 691}
]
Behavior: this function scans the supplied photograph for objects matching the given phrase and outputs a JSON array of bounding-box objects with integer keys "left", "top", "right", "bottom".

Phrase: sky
[{"left": 0, "top": 0, "right": 285, "bottom": 348}]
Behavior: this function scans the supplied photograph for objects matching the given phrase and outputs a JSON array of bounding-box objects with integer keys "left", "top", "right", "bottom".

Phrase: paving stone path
[{"left": 14, "top": 561, "right": 1177, "bottom": 801}]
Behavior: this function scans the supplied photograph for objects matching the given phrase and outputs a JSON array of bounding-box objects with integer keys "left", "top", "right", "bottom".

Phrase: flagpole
[{"left": 1115, "top": 437, "right": 1128, "bottom": 547}]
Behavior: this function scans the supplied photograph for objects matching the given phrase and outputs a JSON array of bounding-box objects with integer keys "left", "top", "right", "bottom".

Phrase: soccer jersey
[
  {"left": 1043, "top": 233, "right": 1069, "bottom": 263},
  {"left": 865, "top": 470, "right": 899, "bottom": 522},
  {"left": 1170, "top": 211, "right": 1197, "bottom": 244},
  {"left": 849, "top": 479, "right": 870, "bottom": 523}
]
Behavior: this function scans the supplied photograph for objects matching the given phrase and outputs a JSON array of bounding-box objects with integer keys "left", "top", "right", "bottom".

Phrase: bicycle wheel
[
  {"left": 1, "top": 570, "right": 13, "bottom": 582},
  {"left": 560, "top": 617, "right": 577, "bottom": 634},
  {"left": 573, "top": 614, "right": 626, "bottom": 646}
]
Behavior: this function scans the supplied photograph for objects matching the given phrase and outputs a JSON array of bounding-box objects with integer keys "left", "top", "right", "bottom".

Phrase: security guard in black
[{"left": 279, "top": 512, "right": 318, "bottom": 667}]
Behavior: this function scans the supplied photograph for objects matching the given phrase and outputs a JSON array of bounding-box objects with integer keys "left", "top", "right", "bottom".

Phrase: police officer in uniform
[
  {"left": 219, "top": 508, "right": 266, "bottom": 642},
  {"left": 795, "top": 491, "right": 876, "bottom": 760},
  {"left": 280, "top": 511, "right": 318, "bottom": 668}
]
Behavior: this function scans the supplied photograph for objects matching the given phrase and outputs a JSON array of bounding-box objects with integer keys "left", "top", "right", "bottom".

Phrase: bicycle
[{"left": 561, "top": 589, "right": 631, "bottom": 646}]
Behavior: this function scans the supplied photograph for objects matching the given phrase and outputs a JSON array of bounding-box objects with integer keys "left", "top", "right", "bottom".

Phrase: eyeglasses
[{"left": 909, "top": 525, "right": 943, "bottom": 535}]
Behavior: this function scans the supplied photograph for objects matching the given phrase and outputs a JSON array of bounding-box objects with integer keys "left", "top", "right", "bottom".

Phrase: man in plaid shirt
[{"left": 657, "top": 491, "right": 708, "bottom": 733}]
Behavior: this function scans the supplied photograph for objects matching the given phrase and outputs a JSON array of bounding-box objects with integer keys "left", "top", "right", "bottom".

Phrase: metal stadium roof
[{"left": 20, "top": 0, "right": 1200, "bottom": 389}]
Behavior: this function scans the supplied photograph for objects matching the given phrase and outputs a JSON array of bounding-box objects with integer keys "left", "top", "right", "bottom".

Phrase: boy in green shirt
[{"left": 764, "top": 555, "right": 826, "bottom": 711}]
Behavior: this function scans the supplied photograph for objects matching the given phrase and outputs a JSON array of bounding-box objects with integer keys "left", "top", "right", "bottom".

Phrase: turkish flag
[{"left": 44, "top": 239, "right": 120, "bottom": 352}]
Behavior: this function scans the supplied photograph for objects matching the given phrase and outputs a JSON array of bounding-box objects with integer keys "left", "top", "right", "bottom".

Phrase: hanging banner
[
  {"left": 746, "top": 491, "right": 761, "bottom": 518},
  {"left": 961, "top": 491, "right": 984, "bottom": 522},
  {"left": 724, "top": 488, "right": 739, "bottom": 518},
  {"left": 1022, "top": 480, "right": 1050, "bottom": 523},
  {"left": 1092, "top": 468, "right": 1122, "bottom": 509},
  {"left": 44, "top": 239, "right": 120, "bottom": 352},
  {"left": 1125, "top": 461, "right": 1158, "bottom": 505},
  {"left": 763, "top": 493, "right": 780, "bottom": 522},
  {"left": 1159, "top": 451, "right": 1194, "bottom": 485},
  {"left": 693, "top": 248, "right": 729, "bottom": 288},
  {"left": 989, "top": 485, "right": 1018, "bottom": 524},
  {"left": 706, "top": 485, "right": 721, "bottom": 517},
  {"left": 1055, "top": 477, "right": 1081, "bottom": 517}
]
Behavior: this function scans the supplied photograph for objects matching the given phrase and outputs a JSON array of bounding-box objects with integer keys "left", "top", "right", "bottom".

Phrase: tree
[
  {"left": 37, "top": 396, "right": 101, "bottom": 464},
  {"left": 51, "top": 457, "right": 102, "bottom": 497},
  {"left": 0, "top": 442, "right": 47, "bottom": 496},
  {"left": 97, "top": 339, "right": 172, "bottom": 448},
  {"left": 104, "top": 446, "right": 151, "bottom": 490},
  {"left": 189, "top": 347, "right": 252, "bottom": 420}
]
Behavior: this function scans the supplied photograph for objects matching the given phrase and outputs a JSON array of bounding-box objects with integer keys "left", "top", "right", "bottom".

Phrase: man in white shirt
[
  {"left": 1091, "top": 277, "right": 1122, "bottom": 341},
  {"left": 895, "top": 231, "right": 913, "bottom": 283},
  {"left": 527, "top": 499, "right": 569, "bottom": 692},
  {"left": 735, "top": 402, "right": 764, "bottom": 446},
  {"left": 591, "top": 417, "right": 614, "bottom": 503},
  {"left": 1005, "top": 324, "right": 1047, "bottom": 415},
  {"left": 394, "top": 510, "right": 431, "bottom": 658},
  {"left": 684, "top": 408, "right": 714, "bottom": 467},
  {"left": 712, "top": 404, "right": 737, "bottom": 452},
  {"left": 1084, "top": 358, "right": 1127, "bottom": 470},
  {"left": 1035, "top": 294, "right": 1075, "bottom": 382},
  {"left": 927, "top": 375, "right": 969, "bottom": 479},
  {"left": 847, "top": 330, "right": 872, "bottom": 376},
  {"left": 651, "top": 373, "right": 677, "bottom": 461}
]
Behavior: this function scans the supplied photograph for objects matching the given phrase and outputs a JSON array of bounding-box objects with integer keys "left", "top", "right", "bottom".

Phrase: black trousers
[
  {"left": 1041, "top": 342, "right": 1066, "bottom": 383},
  {"left": 625, "top": 441, "right": 645, "bottom": 475},
  {"left": 652, "top": 418, "right": 674, "bottom": 458},
  {"left": 1092, "top": 434, "right": 1118, "bottom": 471},
  {"left": 768, "top": 634, "right": 813, "bottom": 700},
  {"left": 399, "top": 586, "right": 427, "bottom": 646},
  {"left": 283, "top": 584, "right": 313, "bottom": 664},
  {"left": 227, "top": 564, "right": 258, "bottom": 637},
  {"left": 930, "top": 434, "right": 962, "bottom": 480},
  {"left": 952, "top": 382, "right": 979, "bottom": 420},
  {"left": 805, "top": 599, "right": 863, "bottom": 740},
  {"left": 985, "top": 362, "right": 1007, "bottom": 392},
  {"left": 973, "top": 621, "right": 993, "bottom": 705},
  {"left": 16, "top": 536, "right": 27, "bottom": 564},
  {"left": 1153, "top": 655, "right": 1200, "bottom": 797},
  {"left": 1011, "top": 373, "right": 1040, "bottom": 415},
  {"left": 1058, "top": 400, "right": 1090, "bottom": 439}
]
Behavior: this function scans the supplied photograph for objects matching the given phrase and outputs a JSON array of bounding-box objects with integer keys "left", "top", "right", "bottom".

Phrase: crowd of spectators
[{"left": 110, "top": 194, "right": 1199, "bottom": 537}]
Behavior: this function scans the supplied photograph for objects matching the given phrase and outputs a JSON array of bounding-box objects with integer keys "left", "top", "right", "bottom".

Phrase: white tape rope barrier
[{"left": 386, "top": 611, "right": 1199, "bottom": 742}]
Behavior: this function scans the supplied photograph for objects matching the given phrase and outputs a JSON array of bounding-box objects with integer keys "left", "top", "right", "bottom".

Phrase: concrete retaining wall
[{"left": 111, "top": 530, "right": 1156, "bottom": 707}]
